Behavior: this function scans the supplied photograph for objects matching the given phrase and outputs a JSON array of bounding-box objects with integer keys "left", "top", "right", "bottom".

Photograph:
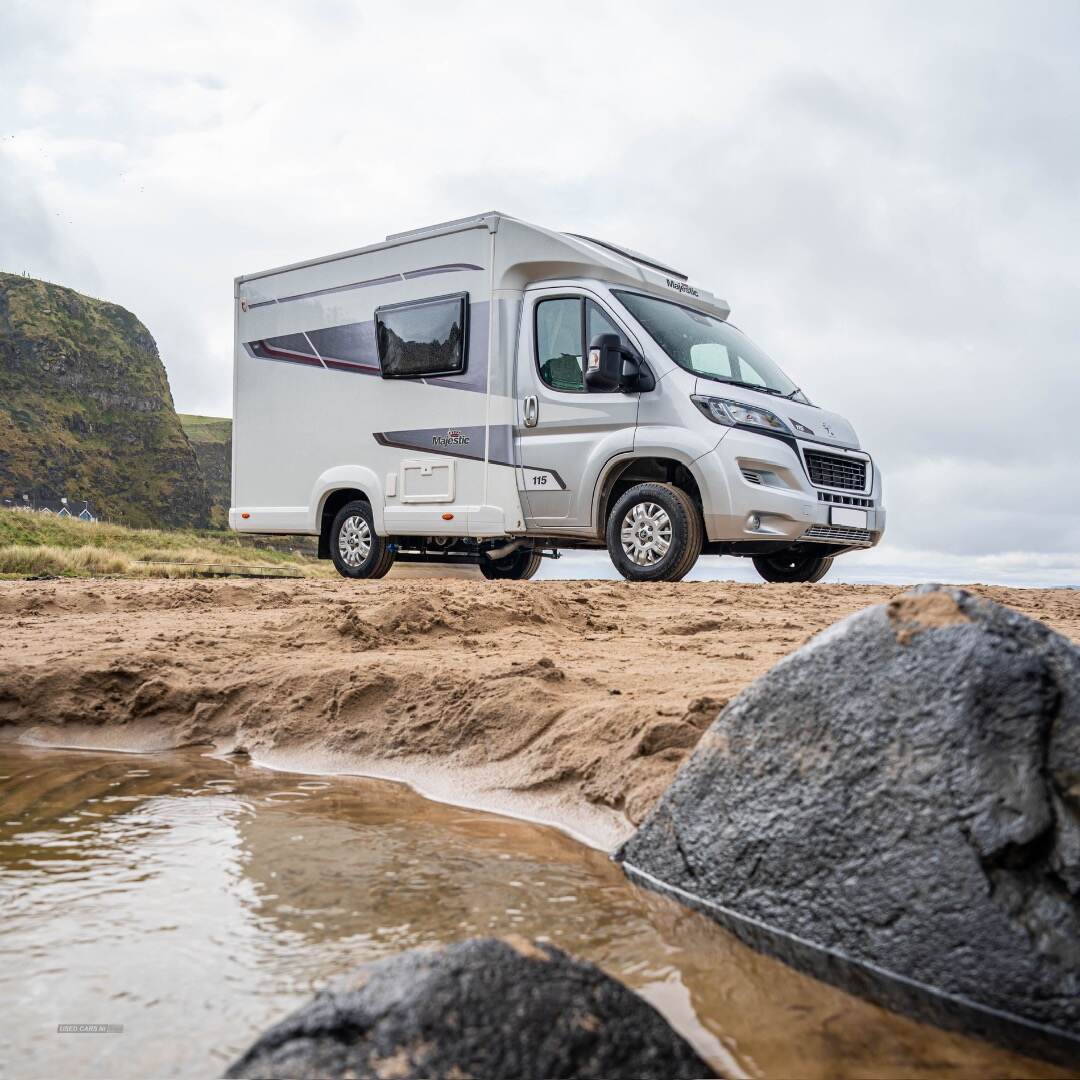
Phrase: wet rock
[
  {"left": 618, "top": 586, "right": 1080, "bottom": 1065},
  {"left": 224, "top": 936, "right": 716, "bottom": 1080}
]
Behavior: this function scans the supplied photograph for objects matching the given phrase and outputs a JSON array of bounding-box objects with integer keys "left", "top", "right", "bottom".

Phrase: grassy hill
[
  {"left": 0, "top": 507, "right": 327, "bottom": 579},
  {"left": 179, "top": 414, "right": 232, "bottom": 528},
  {"left": 0, "top": 272, "right": 212, "bottom": 528}
]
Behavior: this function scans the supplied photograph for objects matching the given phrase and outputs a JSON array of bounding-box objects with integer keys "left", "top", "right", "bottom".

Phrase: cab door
[{"left": 514, "top": 288, "right": 640, "bottom": 529}]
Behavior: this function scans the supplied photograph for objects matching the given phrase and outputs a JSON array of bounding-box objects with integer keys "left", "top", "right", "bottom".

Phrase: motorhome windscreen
[
  {"left": 613, "top": 291, "right": 804, "bottom": 400},
  {"left": 375, "top": 293, "right": 468, "bottom": 378}
]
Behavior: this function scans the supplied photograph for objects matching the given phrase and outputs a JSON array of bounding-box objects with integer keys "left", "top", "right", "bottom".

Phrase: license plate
[{"left": 831, "top": 506, "right": 868, "bottom": 528}]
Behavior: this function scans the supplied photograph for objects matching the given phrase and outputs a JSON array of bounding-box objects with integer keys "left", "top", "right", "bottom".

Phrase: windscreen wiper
[{"left": 710, "top": 377, "right": 784, "bottom": 397}]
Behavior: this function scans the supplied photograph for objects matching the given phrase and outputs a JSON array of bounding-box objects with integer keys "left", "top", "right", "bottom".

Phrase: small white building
[{"left": 29, "top": 498, "right": 98, "bottom": 522}]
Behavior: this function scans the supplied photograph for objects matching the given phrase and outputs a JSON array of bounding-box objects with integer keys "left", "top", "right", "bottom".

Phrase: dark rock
[
  {"left": 617, "top": 586, "right": 1080, "bottom": 1066},
  {"left": 224, "top": 936, "right": 717, "bottom": 1080}
]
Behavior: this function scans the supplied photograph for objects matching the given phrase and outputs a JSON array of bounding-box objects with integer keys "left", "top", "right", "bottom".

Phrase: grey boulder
[
  {"left": 617, "top": 586, "right": 1080, "bottom": 1066},
  {"left": 225, "top": 936, "right": 717, "bottom": 1079}
]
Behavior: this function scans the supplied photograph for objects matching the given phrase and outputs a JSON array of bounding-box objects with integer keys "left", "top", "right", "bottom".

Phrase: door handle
[{"left": 523, "top": 395, "right": 539, "bottom": 427}]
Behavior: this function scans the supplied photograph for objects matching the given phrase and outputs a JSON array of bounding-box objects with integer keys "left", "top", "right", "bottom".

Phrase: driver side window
[
  {"left": 536, "top": 297, "right": 630, "bottom": 393},
  {"left": 536, "top": 298, "right": 584, "bottom": 392}
]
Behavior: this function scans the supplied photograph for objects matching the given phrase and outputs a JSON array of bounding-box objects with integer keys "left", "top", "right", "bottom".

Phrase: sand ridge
[{"left": 2, "top": 578, "right": 1078, "bottom": 846}]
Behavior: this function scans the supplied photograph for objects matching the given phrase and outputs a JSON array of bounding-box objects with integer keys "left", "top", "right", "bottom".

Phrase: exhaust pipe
[{"left": 483, "top": 540, "right": 525, "bottom": 560}]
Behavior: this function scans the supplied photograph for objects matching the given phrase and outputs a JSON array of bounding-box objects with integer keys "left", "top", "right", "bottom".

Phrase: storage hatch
[{"left": 399, "top": 459, "right": 455, "bottom": 503}]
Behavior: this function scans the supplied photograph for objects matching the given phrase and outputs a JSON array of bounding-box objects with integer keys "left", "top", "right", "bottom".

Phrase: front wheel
[
  {"left": 752, "top": 551, "right": 833, "bottom": 583},
  {"left": 479, "top": 548, "right": 542, "bottom": 580},
  {"left": 329, "top": 500, "right": 395, "bottom": 579},
  {"left": 606, "top": 482, "right": 703, "bottom": 582}
]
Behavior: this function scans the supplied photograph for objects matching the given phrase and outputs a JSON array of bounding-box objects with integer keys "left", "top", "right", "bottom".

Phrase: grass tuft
[{"left": 0, "top": 508, "right": 330, "bottom": 579}]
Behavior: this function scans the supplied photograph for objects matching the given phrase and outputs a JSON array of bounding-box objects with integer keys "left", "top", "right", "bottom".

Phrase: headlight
[{"left": 691, "top": 395, "right": 791, "bottom": 434}]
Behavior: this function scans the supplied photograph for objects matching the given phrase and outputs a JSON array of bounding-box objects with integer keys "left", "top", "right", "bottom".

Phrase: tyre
[
  {"left": 752, "top": 551, "right": 833, "bottom": 583},
  {"left": 329, "top": 500, "right": 395, "bottom": 579},
  {"left": 606, "top": 482, "right": 703, "bottom": 582},
  {"left": 479, "top": 547, "right": 542, "bottom": 580}
]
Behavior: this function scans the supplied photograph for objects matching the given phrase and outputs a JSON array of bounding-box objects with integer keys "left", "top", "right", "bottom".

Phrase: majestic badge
[
  {"left": 666, "top": 278, "right": 699, "bottom": 297},
  {"left": 821, "top": 421, "right": 836, "bottom": 438},
  {"left": 432, "top": 429, "right": 469, "bottom": 447}
]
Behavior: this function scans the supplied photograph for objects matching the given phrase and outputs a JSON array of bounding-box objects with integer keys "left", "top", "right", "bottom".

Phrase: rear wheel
[
  {"left": 479, "top": 548, "right": 542, "bottom": 580},
  {"left": 329, "top": 500, "right": 395, "bottom": 579},
  {"left": 606, "top": 482, "right": 702, "bottom": 582},
  {"left": 752, "top": 551, "right": 833, "bottom": 583}
]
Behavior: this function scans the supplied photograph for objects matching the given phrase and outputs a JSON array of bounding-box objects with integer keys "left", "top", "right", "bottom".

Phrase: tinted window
[
  {"left": 536, "top": 298, "right": 583, "bottom": 392},
  {"left": 614, "top": 290, "right": 802, "bottom": 399},
  {"left": 375, "top": 293, "right": 468, "bottom": 378}
]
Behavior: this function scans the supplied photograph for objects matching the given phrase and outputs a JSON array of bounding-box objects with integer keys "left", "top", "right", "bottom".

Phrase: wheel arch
[
  {"left": 595, "top": 454, "right": 705, "bottom": 535},
  {"left": 317, "top": 488, "right": 376, "bottom": 560},
  {"left": 312, "top": 467, "right": 384, "bottom": 560}
]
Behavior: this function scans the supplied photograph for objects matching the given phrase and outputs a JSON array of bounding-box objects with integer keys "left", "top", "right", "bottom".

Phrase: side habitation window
[
  {"left": 375, "top": 293, "right": 468, "bottom": 378},
  {"left": 535, "top": 297, "right": 630, "bottom": 393}
]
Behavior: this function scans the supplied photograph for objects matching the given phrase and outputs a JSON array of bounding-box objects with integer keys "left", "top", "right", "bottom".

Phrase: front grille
[
  {"left": 818, "top": 491, "right": 873, "bottom": 508},
  {"left": 804, "top": 450, "right": 867, "bottom": 491},
  {"left": 800, "top": 524, "right": 874, "bottom": 545}
]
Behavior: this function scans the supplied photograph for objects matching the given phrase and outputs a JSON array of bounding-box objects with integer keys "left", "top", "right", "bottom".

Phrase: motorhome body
[{"left": 231, "top": 212, "right": 885, "bottom": 582}]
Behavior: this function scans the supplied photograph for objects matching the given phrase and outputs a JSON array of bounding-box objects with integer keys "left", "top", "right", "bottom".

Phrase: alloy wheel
[
  {"left": 338, "top": 515, "right": 372, "bottom": 567},
  {"left": 620, "top": 502, "right": 672, "bottom": 566}
]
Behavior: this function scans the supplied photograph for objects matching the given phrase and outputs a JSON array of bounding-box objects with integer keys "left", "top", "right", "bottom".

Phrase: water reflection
[{"left": 0, "top": 746, "right": 1067, "bottom": 1079}]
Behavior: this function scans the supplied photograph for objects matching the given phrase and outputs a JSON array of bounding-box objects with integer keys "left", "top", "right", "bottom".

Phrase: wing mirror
[{"left": 585, "top": 333, "right": 654, "bottom": 393}]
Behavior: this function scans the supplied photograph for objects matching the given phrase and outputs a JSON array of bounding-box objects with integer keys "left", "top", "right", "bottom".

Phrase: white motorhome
[{"left": 231, "top": 212, "right": 884, "bottom": 582}]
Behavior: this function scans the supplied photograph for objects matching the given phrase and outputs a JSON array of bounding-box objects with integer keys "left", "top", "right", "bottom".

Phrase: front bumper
[{"left": 694, "top": 428, "right": 886, "bottom": 550}]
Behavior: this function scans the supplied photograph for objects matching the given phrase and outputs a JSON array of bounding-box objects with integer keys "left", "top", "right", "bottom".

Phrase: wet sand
[{"left": 2, "top": 578, "right": 1078, "bottom": 848}]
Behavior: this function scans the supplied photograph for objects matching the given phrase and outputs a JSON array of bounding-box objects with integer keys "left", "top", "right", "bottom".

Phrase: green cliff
[
  {"left": 0, "top": 272, "right": 212, "bottom": 528},
  {"left": 179, "top": 414, "right": 232, "bottom": 528}
]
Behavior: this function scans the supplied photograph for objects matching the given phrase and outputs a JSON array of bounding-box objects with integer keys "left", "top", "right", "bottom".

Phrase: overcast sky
[{"left": 2, "top": 1, "right": 1077, "bottom": 583}]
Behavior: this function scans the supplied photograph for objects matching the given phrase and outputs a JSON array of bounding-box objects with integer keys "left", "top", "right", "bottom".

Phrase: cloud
[
  {"left": 1, "top": 0, "right": 1077, "bottom": 580},
  {"left": 0, "top": 150, "right": 101, "bottom": 291}
]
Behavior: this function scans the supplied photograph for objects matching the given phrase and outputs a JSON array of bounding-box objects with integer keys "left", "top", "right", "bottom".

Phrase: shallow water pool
[{"left": 0, "top": 745, "right": 1066, "bottom": 1079}]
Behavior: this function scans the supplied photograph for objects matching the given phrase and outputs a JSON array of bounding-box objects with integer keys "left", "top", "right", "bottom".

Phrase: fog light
[{"left": 749, "top": 514, "right": 761, "bottom": 530}]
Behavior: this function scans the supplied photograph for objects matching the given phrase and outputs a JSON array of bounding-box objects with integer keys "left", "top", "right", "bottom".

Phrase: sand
[{"left": 2, "top": 578, "right": 1078, "bottom": 848}]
